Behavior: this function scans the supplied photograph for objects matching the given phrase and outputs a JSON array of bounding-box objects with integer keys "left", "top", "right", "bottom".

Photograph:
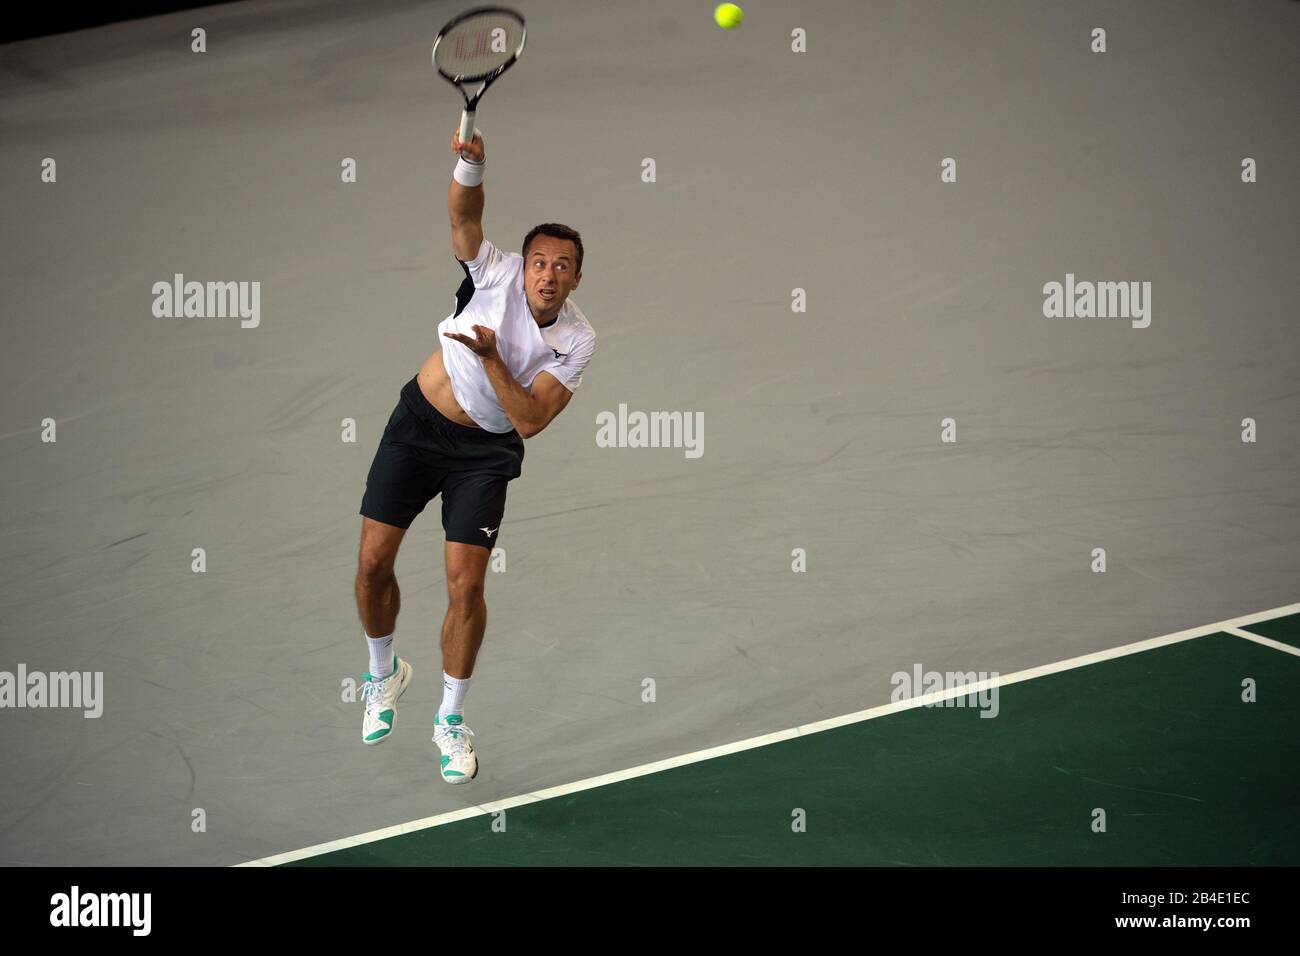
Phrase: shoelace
[
  {"left": 361, "top": 672, "right": 393, "bottom": 713},
  {"left": 432, "top": 721, "right": 475, "bottom": 755}
]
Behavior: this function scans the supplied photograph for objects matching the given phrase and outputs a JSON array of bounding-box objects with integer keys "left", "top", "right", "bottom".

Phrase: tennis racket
[{"left": 431, "top": 6, "right": 527, "bottom": 151}]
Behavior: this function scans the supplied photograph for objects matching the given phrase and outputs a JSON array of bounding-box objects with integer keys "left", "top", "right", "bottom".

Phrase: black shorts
[{"left": 359, "top": 376, "right": 525, "bottom": 549}]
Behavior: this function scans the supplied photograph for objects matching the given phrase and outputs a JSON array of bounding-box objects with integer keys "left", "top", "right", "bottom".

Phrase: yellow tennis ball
[{"left": 714, "top": 3, "right": 744, "bottom": 30}]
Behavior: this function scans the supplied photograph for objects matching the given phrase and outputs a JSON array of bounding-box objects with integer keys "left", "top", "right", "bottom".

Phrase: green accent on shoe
[
  {"left": 440, "top": 713, "right": 463, "bottom": 725},
  {"left": 362, "top": 659, "right": 401, "bottom": 684},
  {"left": 365, "top": 710, "right": 395, "bottom": 740}
]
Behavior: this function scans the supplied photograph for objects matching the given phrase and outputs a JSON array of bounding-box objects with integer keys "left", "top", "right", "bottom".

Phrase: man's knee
[
  {"left": 444, "top": 539, "right": 489, "bottom": 609},
  {"left": 446, "top": 555, "right": 486, "bottom": 609},
  {"left": 446, "top": 574, "right": 484, "bottom": 609},
  {"left": 357, "top": 551, "right": 396, "bottom": 586},
  {"left": 357, "top": 518, "right": 405, "bottom": 585}
]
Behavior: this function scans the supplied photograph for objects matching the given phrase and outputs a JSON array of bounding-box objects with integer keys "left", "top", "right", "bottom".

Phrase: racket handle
[{"left": 458, "top": 110, "right": 476, "bottom": 151}]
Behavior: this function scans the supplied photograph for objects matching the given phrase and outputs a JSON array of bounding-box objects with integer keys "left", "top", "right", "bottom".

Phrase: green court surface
[
  {"left": 1240, "top": 612, "right": 1300, "bottom": 650},
  {"left": 288, "top": 629, "right": 1299, "bottom": 867}
]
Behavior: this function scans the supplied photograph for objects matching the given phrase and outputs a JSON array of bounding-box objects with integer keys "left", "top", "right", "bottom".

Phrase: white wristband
[{"left": 453, "top": 155, "right": 485, "bottom": 187}]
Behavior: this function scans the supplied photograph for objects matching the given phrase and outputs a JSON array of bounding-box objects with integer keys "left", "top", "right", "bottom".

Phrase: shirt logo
[{"left": 551, "top": 347, "right": 567, "bottom": 359}]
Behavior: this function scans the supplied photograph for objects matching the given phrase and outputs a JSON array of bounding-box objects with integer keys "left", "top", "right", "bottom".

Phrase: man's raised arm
[{"left": 448, "top": 128, "right": 485, "bottom": 262}]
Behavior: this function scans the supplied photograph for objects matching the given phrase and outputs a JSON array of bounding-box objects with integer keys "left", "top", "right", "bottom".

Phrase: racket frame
[{"left": 431, "top": 6, "right": 527, "bottom": 148}]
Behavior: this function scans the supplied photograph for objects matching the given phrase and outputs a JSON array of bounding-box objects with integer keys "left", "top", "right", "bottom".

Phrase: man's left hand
[{"left": 443, "top": 324, "right": 499, "bottom": 360}]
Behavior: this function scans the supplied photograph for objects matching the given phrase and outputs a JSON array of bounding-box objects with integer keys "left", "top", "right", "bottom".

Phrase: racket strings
[{"left": 434, "top": 13, "right": 525, "bottom": 81}]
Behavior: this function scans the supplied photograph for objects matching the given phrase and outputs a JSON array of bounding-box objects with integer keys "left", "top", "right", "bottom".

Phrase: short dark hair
[{"left": 522, "top": 223, "right": 583, "bottom": 275}]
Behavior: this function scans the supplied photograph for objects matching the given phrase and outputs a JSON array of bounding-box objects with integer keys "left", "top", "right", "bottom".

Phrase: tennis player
[{"left": 354, "top": 128, "right": 596, "bottom": 783}]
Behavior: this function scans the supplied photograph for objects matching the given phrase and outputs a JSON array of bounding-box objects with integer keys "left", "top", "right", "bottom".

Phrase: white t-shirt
[{"left": 437, "top": 237, "right": 596, "bottom": 434}]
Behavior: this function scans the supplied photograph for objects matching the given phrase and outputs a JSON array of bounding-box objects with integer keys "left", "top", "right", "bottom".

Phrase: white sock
[
  {"left": 439, "top": 672, "right": 471, "bottom": 718},
  {"left": 366, "top": 632, "right": 395, "bottom": 679}
]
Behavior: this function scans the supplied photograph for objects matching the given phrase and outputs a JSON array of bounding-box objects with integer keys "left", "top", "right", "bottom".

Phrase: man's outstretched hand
[
  {"left": 443, "top": 324, "right": 498, "bottom": 360},
  {"left": 452, "top": 128, "right": 485, "bottom": 162}
]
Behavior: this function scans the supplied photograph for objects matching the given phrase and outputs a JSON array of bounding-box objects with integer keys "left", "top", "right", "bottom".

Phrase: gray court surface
[{"left": 1, "top": 0, "right": 1297, "bottom": 866}]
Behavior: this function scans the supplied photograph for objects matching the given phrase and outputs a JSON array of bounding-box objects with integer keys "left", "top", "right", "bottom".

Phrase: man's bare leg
[
  {"left": 355, "top": 517, "right": 412, "bottom": 745},
  {"left": 440, "top": 540, "right": 491, "bottom": 679},
  {"left": 433, "top": 540, "right": 490, "bottom": 782},
  {"left": 356, "top": 517, "right": 406, "bottom": 638}
]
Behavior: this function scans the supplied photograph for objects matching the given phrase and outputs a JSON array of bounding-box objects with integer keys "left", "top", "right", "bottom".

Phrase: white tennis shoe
[
  {"left": 360, "top": 657, "right": 413, "bottom": 745},
  {"left": 433, "top": 712, "right": 478, "bottom": 784}
]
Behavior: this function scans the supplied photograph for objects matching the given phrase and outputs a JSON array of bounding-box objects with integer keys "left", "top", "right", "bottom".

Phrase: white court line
[
  {"left": 1225, "top": 626, "right": 1300, "bottom": 658},
  {"left": 236, "top": 599, "right": 1300, "bottom": 866}
]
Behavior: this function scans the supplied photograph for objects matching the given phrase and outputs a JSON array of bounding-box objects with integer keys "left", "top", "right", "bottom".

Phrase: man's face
[{"left": 523, "top": 235, "right": 581, "bottom": 323}]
